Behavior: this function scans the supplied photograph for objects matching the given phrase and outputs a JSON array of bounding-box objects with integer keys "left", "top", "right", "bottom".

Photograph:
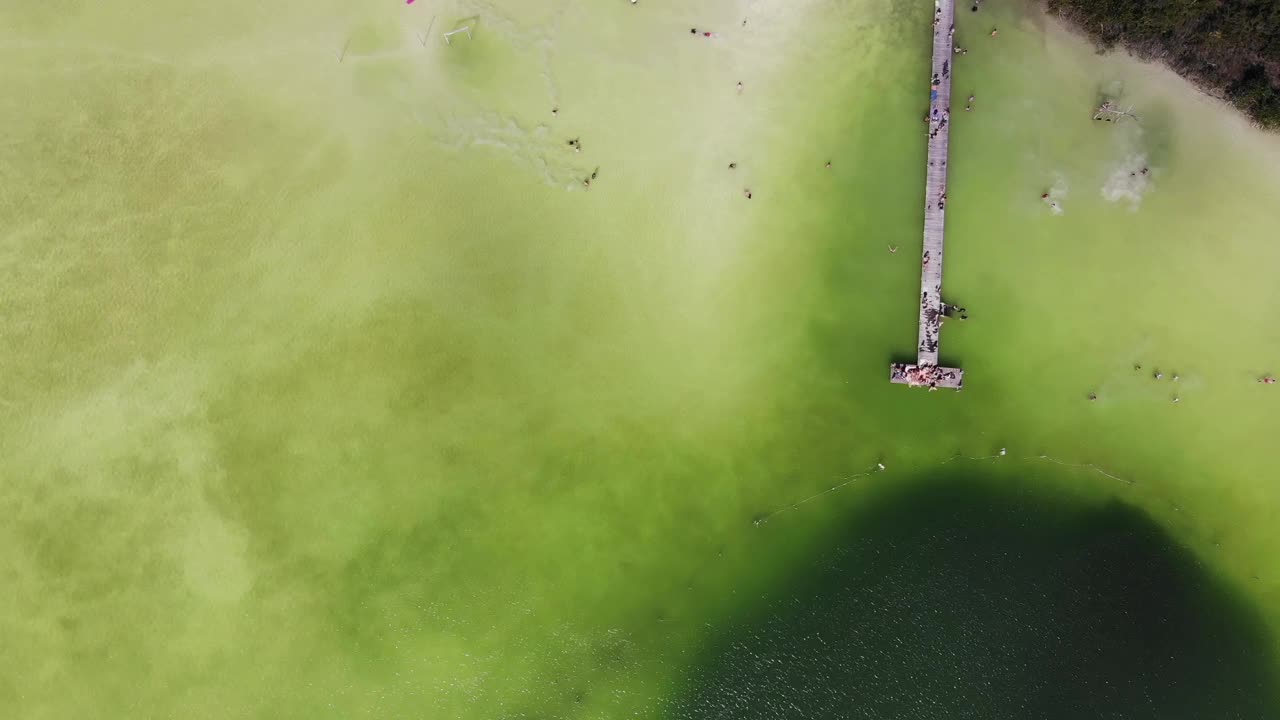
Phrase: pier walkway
[{"left": 890, "top": 0, "right": 964, "bottom": 391}]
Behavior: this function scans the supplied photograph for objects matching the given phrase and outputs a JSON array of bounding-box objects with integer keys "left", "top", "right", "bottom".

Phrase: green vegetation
[{"left": 1047, "top": 0, "right": 1280, "bottom": 128}]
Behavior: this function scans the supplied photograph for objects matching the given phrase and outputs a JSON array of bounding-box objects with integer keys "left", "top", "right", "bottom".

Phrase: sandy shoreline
[
  {"left": 1038, "top": 11, "right": 1280, "bottom": 170},
  {"left": 1040, "top": 9, "right": 1279, "bottom": 138}
]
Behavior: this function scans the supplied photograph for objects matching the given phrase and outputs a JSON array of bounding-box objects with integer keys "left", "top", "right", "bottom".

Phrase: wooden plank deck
[{"left": 891, "top": 0, "right": 964, "bottom": 391}]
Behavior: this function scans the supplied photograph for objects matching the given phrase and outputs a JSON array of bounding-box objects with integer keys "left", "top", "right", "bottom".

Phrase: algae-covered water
[{"left": 3, "top": 0, "right": 1280, "bottom": 717}]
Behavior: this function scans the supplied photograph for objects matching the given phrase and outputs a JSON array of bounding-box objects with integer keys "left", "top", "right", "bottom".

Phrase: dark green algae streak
[{"left": 669, "top": 470, "right": 1280, "bottom": 720}]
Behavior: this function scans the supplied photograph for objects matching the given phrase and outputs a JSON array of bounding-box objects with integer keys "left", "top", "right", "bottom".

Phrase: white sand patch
[
  {"left": 1102, "top": 153, "right": 1153, "bottom": 209},
  {"left": 1045, "top": 173, "right": 1068, "bottom": 215}
]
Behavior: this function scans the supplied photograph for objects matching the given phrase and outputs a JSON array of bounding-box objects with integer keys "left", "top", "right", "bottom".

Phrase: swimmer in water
[
  {"left": 744, "top": 188, "right": 752, "bottom": 199},
  {"left": 736, "top": 81, "right": 743, "bottom": 93},
  {"left": 728, "top": 162, "right": 737, "bottom": 169},
  {"left": 991, "top": 28, "right": 998, "bottom": 36}
]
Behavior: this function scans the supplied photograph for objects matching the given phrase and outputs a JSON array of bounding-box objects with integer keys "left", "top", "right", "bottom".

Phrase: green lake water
[{"left": 3, "top": 0, "right": 1280, "bottom": 717}]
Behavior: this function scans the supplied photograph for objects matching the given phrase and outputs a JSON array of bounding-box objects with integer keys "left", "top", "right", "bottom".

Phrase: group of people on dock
[
  {"left": 904, "top": 0, "right": 975, "bottom": 391},
  {"left": 891, "top": 363, "right": 962, "bottom": 391},
  {"left": 928, "top": 101, "right": 951, "bottom": 139}
]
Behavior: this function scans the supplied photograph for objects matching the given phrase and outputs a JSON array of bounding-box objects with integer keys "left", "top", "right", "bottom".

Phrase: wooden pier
[{"left": 890, "top": 0, "right": 964, "bottom": 391}]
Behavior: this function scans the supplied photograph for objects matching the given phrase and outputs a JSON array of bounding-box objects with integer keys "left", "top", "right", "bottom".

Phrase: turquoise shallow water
[{"left": 2, "top": 0, "right": 1280, "bottom": 717}]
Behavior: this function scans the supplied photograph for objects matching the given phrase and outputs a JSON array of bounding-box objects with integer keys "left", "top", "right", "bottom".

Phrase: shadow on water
[{"left": 670, "top": 470, "right": 1280, "bottom": 719}]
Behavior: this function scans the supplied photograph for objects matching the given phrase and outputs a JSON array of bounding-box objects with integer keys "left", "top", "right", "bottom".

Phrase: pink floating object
[{"left": 406, "top": 0, "right": 415, "bottom": 4}]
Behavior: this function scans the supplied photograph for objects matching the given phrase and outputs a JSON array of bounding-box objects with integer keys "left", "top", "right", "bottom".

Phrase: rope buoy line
[{"left": 754, "top": 452, "right": 1134, "bottom": 526}]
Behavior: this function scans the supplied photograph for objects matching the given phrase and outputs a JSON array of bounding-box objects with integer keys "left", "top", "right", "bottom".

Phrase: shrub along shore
[{"left": 1046, "top": 0, "right": 1280, "bottom": 129}]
